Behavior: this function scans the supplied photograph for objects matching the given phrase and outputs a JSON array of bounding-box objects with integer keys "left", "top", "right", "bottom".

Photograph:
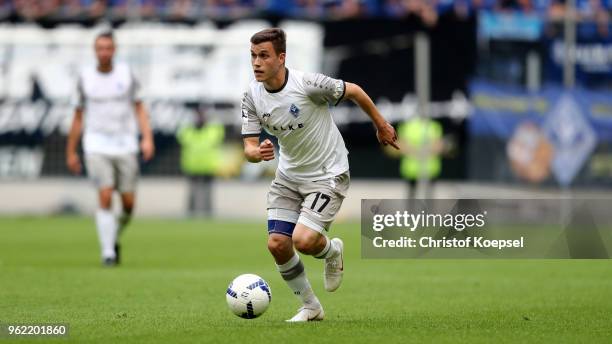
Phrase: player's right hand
[
  {"left": 376, "top": 122, "right": 400, "bottom": 150},
  {"left": 66, "top": 152, "right": 82, "bottom": 175},
  {"left": 259, "top": 139, "right": 275, "bottom": 161}
]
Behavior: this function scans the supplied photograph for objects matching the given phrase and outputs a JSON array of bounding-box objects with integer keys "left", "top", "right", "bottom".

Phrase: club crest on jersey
[{"left": 289, "top": 104, "right": 300, "bottom": 117}]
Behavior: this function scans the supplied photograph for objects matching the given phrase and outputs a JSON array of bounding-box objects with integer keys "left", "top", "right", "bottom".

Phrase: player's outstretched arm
[
  {"left": 243, "top": 137, "right": 274, "bottom": 163},
  {"left": 134, "top": 101, "right": 155, "bottom": 161},
  {"left": 344, "top": 82, "right": 400, "bottom": 150},
  {"left": 66, "top": 108, "right": 83, "bottom": 175}
]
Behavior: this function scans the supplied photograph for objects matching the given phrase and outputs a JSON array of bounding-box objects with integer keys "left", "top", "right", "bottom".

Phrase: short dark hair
[
  {"left": 250, "top": 28, "right": 286, "bottom": 55},
  {"left": 95, "top": 31, "right": 114, "bottom": 43}
]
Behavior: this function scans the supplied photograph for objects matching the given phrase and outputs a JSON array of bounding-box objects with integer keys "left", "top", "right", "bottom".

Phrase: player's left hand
[
  {"left": 376, "top": 122, "right": 400, "bottom": 150},
  {"left": 140, "top": 137, "right": 155, "bottom": 161}
]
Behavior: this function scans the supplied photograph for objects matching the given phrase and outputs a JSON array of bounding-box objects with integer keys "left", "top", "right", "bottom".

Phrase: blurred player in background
[
  {"left": 241, "top": 28, "right": 399, "bottom": 322},
  {"left": 66, "top": 31, "right": 155, "bottom": 266}
]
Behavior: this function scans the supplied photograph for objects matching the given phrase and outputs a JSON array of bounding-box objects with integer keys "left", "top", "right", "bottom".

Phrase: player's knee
[
  {"left": 99, "top": 193, "right": 113, "bottom": 209},
  {"left": 292, "top": 233, "right": 318, "bottom": 254},
  {"left": 99, "top": 200, "right": 112, "bottom": 209},
  {"left": 267, "top": 235, "right": 290, "bottom": 257}
]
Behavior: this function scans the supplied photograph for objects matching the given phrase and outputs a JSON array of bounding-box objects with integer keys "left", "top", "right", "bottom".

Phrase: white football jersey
[
  {"left": 75, "top": 62, "right": 141, "bottom": 155},
  {"left": 241, "top": 68, "right": 349, "bottom": 181}
]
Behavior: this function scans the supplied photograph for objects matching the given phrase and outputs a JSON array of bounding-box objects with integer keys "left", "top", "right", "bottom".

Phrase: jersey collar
[{"left": 264, "top": 68, "right": 289, "bottom": 94}]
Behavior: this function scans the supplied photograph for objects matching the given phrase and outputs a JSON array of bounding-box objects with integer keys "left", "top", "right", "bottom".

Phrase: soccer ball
[{"left": 226, "top": 274, "right": 271, "bottom": 319}]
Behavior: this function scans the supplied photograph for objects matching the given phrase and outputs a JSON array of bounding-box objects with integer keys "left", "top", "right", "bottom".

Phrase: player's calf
[
  {"left": 276, "top": 253, "right": 321, "bottom": 312},
  {"left": 119, "top": 192, "right": 135, "bottom": 232}
]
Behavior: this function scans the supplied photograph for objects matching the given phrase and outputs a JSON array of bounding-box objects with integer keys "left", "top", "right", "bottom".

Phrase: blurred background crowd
[{"left": 0, "top": 0, "right": 610, "bottom": 24}]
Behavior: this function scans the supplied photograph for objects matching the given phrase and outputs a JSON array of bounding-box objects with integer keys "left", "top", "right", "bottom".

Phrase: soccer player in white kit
[
  {"left": 66, "top": 32, "right": 155, "bottom": 266},
  {"left": 241, "top": 28, "right": 399, "bottom": 321}
]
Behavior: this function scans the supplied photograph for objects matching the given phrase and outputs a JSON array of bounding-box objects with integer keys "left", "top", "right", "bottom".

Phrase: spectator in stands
[
  {"left": 383, "top": 0, "right": 405, "bottom": 17},
  {"left": 61, "top": 0, "right": 84, "bottom": 18},
  {"left": 203, "top": 0, "right": 257, "bottom": 19},
  {"left": 110, "top": 0, "right": 160, "bottom": 19},
  {"left": 140, "top": 0, "right": 160, "bottom": 18},
  {"left": 39, "top": 0, "right": 61, "bottom": 17},
  {"left": 86, "top": 0, "right": 109, "bottom": 19},
  {"left": 6, "top": 0, "right": 611, "bottom": 26},
  {"left": 293, "top": 0, "right": 326, "bottom": 18},
  {"left": 579, "top": 0, "right": 610, "bottom": 36},
  {"left": 0, "top": 0, "right": 12, "bottom": 19},
  {"left": 548, "top": 0, "right": 610, "bottom": 36},
  {"left": 167, "top": 0, "right": 195, "bottom": 19},
  {"left": 496, "top": 0, "right": 537, "bottom": 13},
  {"left": 326, "top": 0, "right": 380, "bottom": 19},
  {"left": 383, "top": 0, "right": 438, "bottom": 26},
  {"left": 13, "top": 0, "right": 44, "bottom": 21}
]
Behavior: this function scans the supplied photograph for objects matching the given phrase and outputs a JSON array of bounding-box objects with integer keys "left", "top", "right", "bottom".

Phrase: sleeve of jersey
[
  {"left": 240, "top": 90, "right": 261, "bottom": 137},
  {"left": 72, "top": 76, "right": 85, "bottom": 110},
  {"left": 130, "top": 70, "right": 143, "bottom": 102},
  {"left": 303, "top": 72, "right": 346, "bottom": 106}
]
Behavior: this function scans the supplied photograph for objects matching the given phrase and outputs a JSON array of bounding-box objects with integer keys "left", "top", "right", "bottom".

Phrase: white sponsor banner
[{"left": 0, "top": 21, "right": 324, "bottom": 103}]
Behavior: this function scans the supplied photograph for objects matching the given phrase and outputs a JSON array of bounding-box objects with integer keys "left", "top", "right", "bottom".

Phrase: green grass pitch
[{"left": 1, "top": 216, "right": 611, "bottom": 343}]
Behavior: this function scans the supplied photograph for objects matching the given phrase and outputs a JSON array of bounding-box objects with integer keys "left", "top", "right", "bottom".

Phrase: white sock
[
  {"left": 314, "top": 237, "right": 339, "bottom": 259},
  {"left": 95, "top": 208, "right": 118, "bottom": 259},
  {"left": 276, "top": 254, "right": 320, "bottom": 309}
]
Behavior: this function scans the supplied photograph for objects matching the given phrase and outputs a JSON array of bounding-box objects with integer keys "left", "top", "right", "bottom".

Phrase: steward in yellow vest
[{"left": 177, "top": 113, "right": 225, "bottom": 216}]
